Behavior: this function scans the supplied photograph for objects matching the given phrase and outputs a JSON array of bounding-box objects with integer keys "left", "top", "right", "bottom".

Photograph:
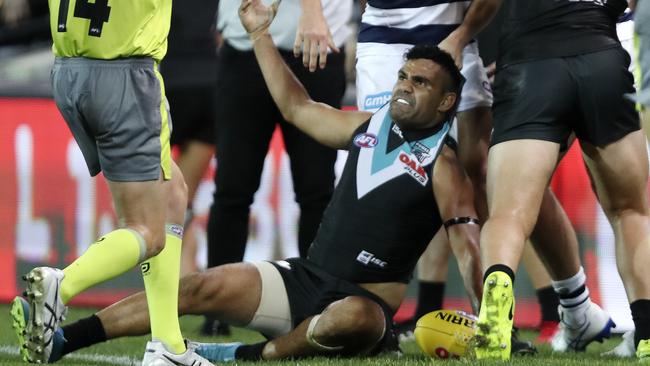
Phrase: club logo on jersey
[
  {"left": 399, "top": 152, "right": 428, "bottom": 186},
  {"left": 364, "top": 91, "right": 392, "bottom": 110},
  {"left": 356, "top": 250, "right": 388, "bottom": 268},
  {"left": 411, "top": 141, "right": 433, "bottom": 165},
  {"left": 353, "top": 133, "right": 378, "bottom": 148}
]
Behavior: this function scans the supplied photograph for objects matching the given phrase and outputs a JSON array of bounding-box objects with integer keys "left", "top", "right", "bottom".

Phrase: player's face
[{"left": 389, "top": 59, "right": 457, "bottom": 129}]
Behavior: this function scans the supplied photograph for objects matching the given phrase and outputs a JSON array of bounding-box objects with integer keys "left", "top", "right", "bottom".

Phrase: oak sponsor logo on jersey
[
  {"left": 363, "top": 91, "right": 392, "bottom": 110},
  {"left": 353, "top": 133, "right": 378, "bottom": 148},
  {"left": 399, "top": 152, "right": 428, "bottom": 186},
  {"left": 356, "top": 250, "right": 388, "bottom": 268}
]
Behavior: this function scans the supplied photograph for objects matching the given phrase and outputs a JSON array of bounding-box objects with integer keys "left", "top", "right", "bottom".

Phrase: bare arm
[
  {"left": 294, "top": 0, "right": 339, "bottom": 72},
  {"left": 438, "top": 0, "right": 503, "bottom": 68},
  {"left": 432, "top": 145, "right": 483, "bottom": 312},
  {"left": 240, "top": 0, "right": 371, "bottom": 149}
]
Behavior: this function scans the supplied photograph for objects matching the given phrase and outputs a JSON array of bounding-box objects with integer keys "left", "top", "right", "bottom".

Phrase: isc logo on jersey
[
  {"left": 353, "top": 133, "right": 378, "bottom": 148},
  {"left": 399, "top": 152, "right": 428, "bottom": 186},
  {"left": 414, "top": 309, "right": 477, "bottom": 359}
]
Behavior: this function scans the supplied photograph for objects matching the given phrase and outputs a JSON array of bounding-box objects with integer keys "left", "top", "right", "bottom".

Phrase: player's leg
[
  {"left": 206, "top": 45, "right": 278, "bottom": 268},
  {"left": 520, "top": 242, "right": 559, "bottom": 342},
  {"left": 203, "top": 48, "right": 280, "bottom": 335},
  {"left": 570, "top": 45, "right": 650, "bottom": 359},
  {"left": 581, "top": 130, "right": 650, "bottom": 358},
  {"left": 528, "top": 185, "right": 613, "bottom": 351},
  {"left": 169, "top": 87, "right": 216, "bottom": 275},
  {"left": 198, "top": 296, "right": 387, "bottom": 361},
  {"left": 47, "top": 263, "right": 263, "bottom": 360},
  {"left": 263, "top": 297, "right": 386, "bottom": 359},
  {"left": 177, "top": 140, "right": 213, "bottom": 276},
  {"left": 475, "top": 139, "right": 559, "bottom": 359},
  {"left": 474, "top": 57, "right": 574, "bottom": 360},
  {"left": 457, "top": 47, "right": 556, "bottom": 349},
  {"left": 14, "top": 59, "right": 183, "bottom": 363}
]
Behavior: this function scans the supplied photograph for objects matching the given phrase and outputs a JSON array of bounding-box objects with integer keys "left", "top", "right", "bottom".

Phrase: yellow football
[{"left": 414, "top": 309, "right": 477, "bottom": 359}]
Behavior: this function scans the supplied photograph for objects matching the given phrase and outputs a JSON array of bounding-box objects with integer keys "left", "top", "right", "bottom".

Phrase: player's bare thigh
[
  {"left": 179, "top": 262, "right": 263, "bottom": 326},
  {"left": 580, "top": 130, "right": 650, "bottom": 215}
]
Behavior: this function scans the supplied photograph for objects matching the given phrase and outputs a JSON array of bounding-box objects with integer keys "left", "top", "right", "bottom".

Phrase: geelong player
[
  {"left": 10, "top": 1, "right": 213, "bottom": 365},
  {"left": 36, "top": 0, "right": 485, "bottom": 362}
]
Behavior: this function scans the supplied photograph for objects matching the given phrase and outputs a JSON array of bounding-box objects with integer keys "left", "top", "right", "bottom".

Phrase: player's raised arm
[
  {"left": 432, "top": 144, "right": 483, "bottom": 312},
  {"left": 438, "top": 0, "right": 503, "bottom": 68},
  {"left": 239, "top": 0, "right": 370, "bottom": 149}
]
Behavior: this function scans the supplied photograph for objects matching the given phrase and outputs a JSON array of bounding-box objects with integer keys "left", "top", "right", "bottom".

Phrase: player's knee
[
  {"left": 134, "top": 226, "right": 166, "bottom": 258},
  {"left": 341, "top": 297, "right": 385, "bottom": 336},
  {"left": 168, "top": 173, "right": 189, "bottom": 216},
  {"left": 599, "top": 197, "right": 649, "bottom": 222},
  {"left": 311, "top": 297, "right": 385, "bottom": 352}
]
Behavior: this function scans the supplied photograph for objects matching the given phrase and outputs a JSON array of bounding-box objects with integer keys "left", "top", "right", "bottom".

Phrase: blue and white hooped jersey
[
  {"left": 307, "top": 104, "right": 452, "bottom": 284},
  {"left": 359, "top": 0, "right": 471, "bottom": 46}
]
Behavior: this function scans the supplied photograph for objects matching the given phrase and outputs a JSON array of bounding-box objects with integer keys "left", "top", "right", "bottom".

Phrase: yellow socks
[
  {"left": 141, "top": 224, "right": 186, "bottom": 354},
  {"left": 60, "top": 229, "right": 146, "bottom": 304}
]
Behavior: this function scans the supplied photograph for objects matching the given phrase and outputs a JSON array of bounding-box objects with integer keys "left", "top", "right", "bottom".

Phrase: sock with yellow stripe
[
  {"left": 141, "top": 224, "right": 186, "bottom": 354},
  {"left": 60, "top": 229, "right": 146, "bottom": 304}
]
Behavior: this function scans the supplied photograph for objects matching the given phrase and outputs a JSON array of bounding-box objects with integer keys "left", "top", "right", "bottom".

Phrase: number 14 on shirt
[{"left": 57, "top": 0, "right": 111, "bottom": 37}]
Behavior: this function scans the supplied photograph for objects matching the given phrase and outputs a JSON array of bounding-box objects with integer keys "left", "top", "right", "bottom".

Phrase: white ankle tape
[{"left": 306, "top": 315, "right": 344, "bottom": 352}]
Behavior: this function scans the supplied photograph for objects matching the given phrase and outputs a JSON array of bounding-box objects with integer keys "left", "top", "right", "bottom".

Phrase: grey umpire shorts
[
  {"left": 636, "top": 1, "right": 650, "bottom": 106},
  {"left": 51, "top": 57, "right": 173, "bottom": 182}
]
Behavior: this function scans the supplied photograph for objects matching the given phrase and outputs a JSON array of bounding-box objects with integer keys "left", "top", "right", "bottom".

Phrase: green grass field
[{"left": 0, "top": 304, "right": 638, "bottom": 365}]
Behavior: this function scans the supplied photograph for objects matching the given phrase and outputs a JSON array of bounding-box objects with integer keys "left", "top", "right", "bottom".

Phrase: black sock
[
  {"left": 234, "top": 341, "right": 268, "bottom": 361},
  {"left": 631, "top": 299, "right": 650, "bottom": 348},
  {"left": 536, "top": 286, "right": 560, "bottom": 322},
  {"left": 483, "top": 264, "right": 515, "bottom": 284},
  {"left": 61, "top": 315, "right": 107, "bottom": 356},
  {"left": 414, "top": 281, "right": 445, "bottom": 319}
]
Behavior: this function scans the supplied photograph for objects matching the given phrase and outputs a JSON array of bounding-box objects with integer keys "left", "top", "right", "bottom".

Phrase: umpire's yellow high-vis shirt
[{"left": 48, "top": 0, "right": 171, "bottom": 61}]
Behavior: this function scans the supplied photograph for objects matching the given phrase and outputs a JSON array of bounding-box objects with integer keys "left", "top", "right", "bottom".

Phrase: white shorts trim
[{"left": 247, "top": 261, "right": 292, "bottom": 338}]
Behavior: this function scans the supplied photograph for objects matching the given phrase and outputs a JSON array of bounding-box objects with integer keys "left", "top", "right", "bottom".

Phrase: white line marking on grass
[{"left": 0, "top": 345, "right": 140, "bottom": 365}]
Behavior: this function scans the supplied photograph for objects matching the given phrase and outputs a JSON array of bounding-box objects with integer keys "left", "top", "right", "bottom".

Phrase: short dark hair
[{"left": 404, "top": 44, "right": 463, "bottom": 95}]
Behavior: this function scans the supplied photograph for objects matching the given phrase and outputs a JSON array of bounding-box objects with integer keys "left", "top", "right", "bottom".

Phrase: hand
[
  {"left": 238, "top": 0, "right": 281, "bottom": 41},
  {"left": 293, "top": 9, "right": 339, "bottom": 72},
  {"left": 438, "top": 35, "right": 464, "bottom": 70}
]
